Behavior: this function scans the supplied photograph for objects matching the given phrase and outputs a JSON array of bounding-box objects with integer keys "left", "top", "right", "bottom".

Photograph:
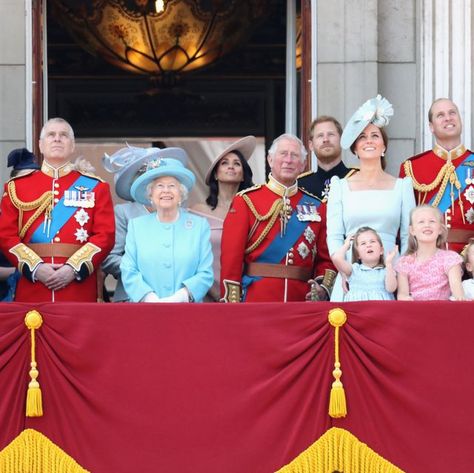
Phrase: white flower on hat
[
  {"left": 372, "top": 94, "right": 394, "bottom": 127},
  {"left": 340, "top": 94, "right": 394, "bottom": 150}
]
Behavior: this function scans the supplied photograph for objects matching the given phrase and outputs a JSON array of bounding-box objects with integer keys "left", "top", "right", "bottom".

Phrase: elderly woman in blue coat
[{"left": 121, "top": 153, "right": 213, "bottom": 302}]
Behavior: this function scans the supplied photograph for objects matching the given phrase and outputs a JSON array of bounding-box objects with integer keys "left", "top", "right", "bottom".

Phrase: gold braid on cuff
[
  {"left": 220, "top": 279, "right": 241, "bottom": 303},
  {"left": 66, "top": 242, "right": 101, "bottom": 273},
  {"left": 9, "top": 243, "right": 43, "bottom": 273},
  {"left": 319, "top": 269, "right": 337, "bottom": 296}
]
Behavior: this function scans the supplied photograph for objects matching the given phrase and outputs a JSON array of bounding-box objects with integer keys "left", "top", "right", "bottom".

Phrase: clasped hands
[{"left": 35, "top": 263, "right": 76, "bottom": 291}]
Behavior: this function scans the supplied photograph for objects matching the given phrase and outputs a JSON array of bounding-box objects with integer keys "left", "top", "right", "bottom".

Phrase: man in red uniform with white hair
[
  {"left": 0, "top": 118, "right": 115, "bottom": 302},
  {"left": 220, "top": 133, "right": 335, "bottom": 302},
  {"left": 400, "top": 98, "right": 474, "bottom": 252}
]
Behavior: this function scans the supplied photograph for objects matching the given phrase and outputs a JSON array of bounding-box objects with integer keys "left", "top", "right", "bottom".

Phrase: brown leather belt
[
  {"left": 447, "top": 229, "right": 474, "bottom": 244},
  {"left": 245, "top": 262, "right": 312, "bottom": 281},
  {"left": 29, "top": 243, "right": 81, "bottom": 258}
]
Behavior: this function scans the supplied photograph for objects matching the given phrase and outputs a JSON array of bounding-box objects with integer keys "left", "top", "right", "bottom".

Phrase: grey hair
[
  {"left": 268, "top": 133, "right": 307, "bottom": 162},
  {"left": 40, "top": 118, "right": 75, "bottom": 140},
  {"left": 146, "top": 178, "right": 189, "bottom": 208}
]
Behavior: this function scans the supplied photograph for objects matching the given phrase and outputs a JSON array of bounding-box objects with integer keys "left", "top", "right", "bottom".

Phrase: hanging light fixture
[{"left": 50, "top": 0, "right": 269, "bottom": 78}]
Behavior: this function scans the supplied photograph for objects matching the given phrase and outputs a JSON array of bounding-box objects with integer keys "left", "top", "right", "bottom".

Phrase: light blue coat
[{"left": 121, "top": 210, "right": 213, "bottom": 302}]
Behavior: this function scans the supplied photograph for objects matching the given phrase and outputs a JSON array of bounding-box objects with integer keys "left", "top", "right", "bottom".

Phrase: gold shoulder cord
[
  {"left": 403, "top": 160, "right": 456, "bottom": 207},
  {"left": 8, "top": 181, "right": 53, "bottom": 238},
  {"left": 242, "top": 194, "right": 283, "bottom": 254}
]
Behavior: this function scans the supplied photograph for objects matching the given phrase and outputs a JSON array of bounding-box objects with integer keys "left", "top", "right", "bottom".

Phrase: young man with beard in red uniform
[
  {"left": 220, "top": 133, "right": 336, "bottom": 302},
  {"left": 0, "top": 118, "right": 115, "bottom": 302},
  {"left": 400, "top": 98, "right": 474, "bottom": 253}
]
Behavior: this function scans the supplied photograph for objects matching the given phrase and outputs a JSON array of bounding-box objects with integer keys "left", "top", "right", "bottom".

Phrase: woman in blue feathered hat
[
  {"left": 120, "top": 153, "right": 213, "bottom": 303},
  {"left": 326, "top": 95, "right": 416, "bottom": 301}
]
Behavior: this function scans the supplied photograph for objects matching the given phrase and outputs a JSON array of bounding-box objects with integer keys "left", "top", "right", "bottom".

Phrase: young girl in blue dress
[{"left": 331, "top": 226, "right": 398, "bottom": 301}]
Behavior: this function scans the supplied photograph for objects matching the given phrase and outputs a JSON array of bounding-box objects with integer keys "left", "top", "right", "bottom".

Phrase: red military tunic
[
  {"left": 0, "top": 160, "right": 115, "bottom": 302},
  {"left": 400, "top": 143, "right": 474, "bottom": 253},
  {"left": 220, "top": 176, "right": 335, "bottom": 302}
]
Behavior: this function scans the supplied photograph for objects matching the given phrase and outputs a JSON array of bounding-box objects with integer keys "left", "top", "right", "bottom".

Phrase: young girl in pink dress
[{"left": 395, "top": 205, "right": 464, "bottom": 300}]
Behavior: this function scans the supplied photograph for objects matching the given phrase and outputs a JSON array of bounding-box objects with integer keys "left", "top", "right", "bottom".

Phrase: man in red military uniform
[
  {"left": 220, "top": 133, "right": 336, "bottom": 302},
  {"left": 0, "top": 118, "right": 115, "bottom": 302},
  {"left": 400, "top": 98, "right": 474, "bottom": 253}
]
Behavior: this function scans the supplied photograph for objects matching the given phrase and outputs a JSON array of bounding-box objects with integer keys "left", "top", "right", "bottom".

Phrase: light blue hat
[
  {"left": 131, "top": 156, "right": 195, "bottom": 206},
  {"left": 102, "top": 145, "right": 188, "bottom": 201},
  {"left": 340, "top": 94, "right": 394, "bottom": 150}
]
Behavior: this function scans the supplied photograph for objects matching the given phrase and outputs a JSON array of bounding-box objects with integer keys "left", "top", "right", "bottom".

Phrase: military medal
[
  {"left": 74, "top": 228, "right": 89, "bottom": 243},
  {"left": 321, "top": 179, "right": 331, "bottom": 200},
  {"left": 304, "top": 226, "right": 315, "bottom": 244},
  {"left": 466, "top": 167, "right": 473, "bottom": 186},
  {"left": 64, "top": 186, "right": 95, "bottom": 208},
  {"left": 296, "top": 203, "right": 321, "bottom": 222},
  {"left": 466, "top": 208, "right": 474, "bottom": 224},
  {"left": 74, "top": 208, "right": 90, "bottom": 226},
  {"left": 297, "top": 241, "right": 310, "bottom": 259},
  {"left": 464, "top": 185, "right": 474, "bottom": 205}
]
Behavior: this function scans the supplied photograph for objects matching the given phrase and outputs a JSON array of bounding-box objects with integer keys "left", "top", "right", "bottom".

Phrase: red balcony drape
[{"left": 0, "top": 301, "right": 473, "bottom": 472}]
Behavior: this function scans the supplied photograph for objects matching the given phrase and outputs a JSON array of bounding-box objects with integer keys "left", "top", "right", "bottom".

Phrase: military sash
[
  {"left": 30, "top": 175, "right": 99, "bottom": 243},
  {"left": 242, "top": 194, "right": 321, "bottom": 298},
  {"left": 430, "top": 153, "right": 474, "bottom": 212}
]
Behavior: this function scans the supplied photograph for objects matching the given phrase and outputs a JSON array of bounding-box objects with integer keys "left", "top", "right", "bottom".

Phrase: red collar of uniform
[
  {"left": 433, "top": 143, "right": 466, "bottom": 161},
  {"left": 266, "top": 174, "right": 298, "bottom": 197},
  {"left": 41, "top": 160, "right": 74, "bottom": 178}
]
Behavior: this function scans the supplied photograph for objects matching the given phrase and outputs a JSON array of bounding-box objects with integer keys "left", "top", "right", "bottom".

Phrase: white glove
[
  {"left": 142, "top": 292, "right": 160, "bottom": 303},
  {"left": 159, "top": 287, "right": 190, "bottom": 303}
]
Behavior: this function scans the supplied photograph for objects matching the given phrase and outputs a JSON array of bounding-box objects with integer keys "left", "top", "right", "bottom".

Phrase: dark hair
[
  {"left": 309, "top": 116, "right": 343, "bottom": 139},
  {"left": 205, "top": 150, "right": 254, "bottom": 210},
  {"left": 350, "top": 126, "right": 389, "bottom": 170}
]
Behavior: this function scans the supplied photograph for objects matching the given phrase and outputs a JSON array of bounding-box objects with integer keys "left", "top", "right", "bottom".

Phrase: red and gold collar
[
  {"left": 41, "top": 160, "right": 74, "bottom": 179},
  {"left": 433, "top": 143, "right": 466, "bottom": 161}
]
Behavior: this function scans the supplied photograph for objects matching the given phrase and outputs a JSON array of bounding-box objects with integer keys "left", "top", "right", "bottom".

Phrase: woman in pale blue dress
[{"left": 326, "top": 95, "right": 416, "bottom": 301}]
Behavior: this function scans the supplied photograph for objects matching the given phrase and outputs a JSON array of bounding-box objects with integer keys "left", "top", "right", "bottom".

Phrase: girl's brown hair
[
  {"left": 405, "top": 205, "right": 447, "bottom": 255},
  {"left": 351, "top": 226, "right": 385, "bottom": 266}
]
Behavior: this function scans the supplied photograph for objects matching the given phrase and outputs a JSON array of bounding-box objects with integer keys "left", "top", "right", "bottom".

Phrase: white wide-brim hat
[
  {"left": 131, "top": 157, "right": 196, "bottom": 206},
  {"left": 205, "top": 135, "right": 256, "bottom": 185},
  {"left": 340, "top": 94, "right": 394, "bottom": 150},
  {"left": 103, "top": 145, "right": 188, "bottom": 201}
]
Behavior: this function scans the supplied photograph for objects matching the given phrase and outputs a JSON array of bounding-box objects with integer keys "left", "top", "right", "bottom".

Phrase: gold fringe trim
[
  {"left": 328, "top": 308, "right": 347, "bottom": 418},
  {"left": 275, "top": 427, "right": 405, "bottom": 473},
  {"left": 24, "top": 310, "right": 43, "bottom": 417},
  {"left": 0, "top": 429, "right": 90, "bottom": 473}
]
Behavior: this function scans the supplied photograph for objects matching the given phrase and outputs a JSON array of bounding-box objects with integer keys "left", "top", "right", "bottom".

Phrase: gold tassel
[
  {"left": 24, "top": 310, "right": 44, "bottom": 417},
  {"left": 328, "top": 308, "right": 347, "bottom": 418}
]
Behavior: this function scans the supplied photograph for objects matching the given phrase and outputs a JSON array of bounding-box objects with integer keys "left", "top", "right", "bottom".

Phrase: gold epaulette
[
  {"left": 78, "top": 170, "right": 105, "bottom": 182},
  {"left": 299, "top": 187, "right": 323, "bottom": 202},
  {"left": 236, "top": 184, "right": 261, "bottom": 197},
  {"left": 297, "top": 170, "right": 314, "bottom": 179},
  {"left": 7, "top": 181, "right": 53, "bottom": 238}
]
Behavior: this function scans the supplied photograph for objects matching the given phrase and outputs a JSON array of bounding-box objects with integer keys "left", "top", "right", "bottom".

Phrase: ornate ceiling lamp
[{"left": 50, "top": 0, "right": 268, "bottom": 78}]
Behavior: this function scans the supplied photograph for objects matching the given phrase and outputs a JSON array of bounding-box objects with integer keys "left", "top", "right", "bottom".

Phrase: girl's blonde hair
[
  {"left": 351, "top": 226, "right": 385, "bottom": 266},
  {"left": 405, "top": 204, "right": 447, "bottom": 255}
]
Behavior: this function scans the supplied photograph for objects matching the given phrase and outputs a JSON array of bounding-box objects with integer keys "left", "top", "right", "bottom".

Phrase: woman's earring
[{"left": 381, "top": 150, "right": 385, "bottom": 157}]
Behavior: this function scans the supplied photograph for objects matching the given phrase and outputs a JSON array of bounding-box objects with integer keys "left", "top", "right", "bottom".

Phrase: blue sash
[
  {"left": 30, "top": 175, "right": 99, "bottom": 243},
  {"left": 242, "top": 194, "right": 321, "bottom": 299},
  {"left": 430, "top": 153, "right": 474, "bottom": 212}
]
